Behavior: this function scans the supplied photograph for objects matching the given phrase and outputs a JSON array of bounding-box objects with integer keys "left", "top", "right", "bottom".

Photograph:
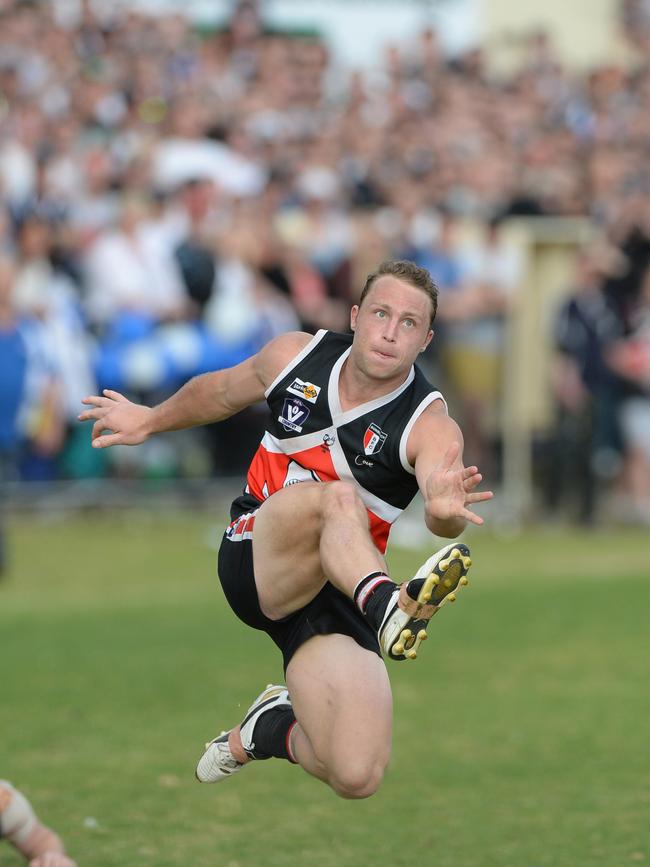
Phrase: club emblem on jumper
[
  {"left": 363, "top": 423, "right": 388, "bottom": 456},
  {"left": 283, "top": 459, "right": 321, "bottom": 487},
  {"left": 286, "top": 377, "right": 321, "bottom": 403},
  {"left": 279, "top": 397, "right": 310, "bottom": 433}
]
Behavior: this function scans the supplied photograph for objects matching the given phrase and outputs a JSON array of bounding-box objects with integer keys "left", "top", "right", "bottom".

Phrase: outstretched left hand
[{"left": 424, "top": 440, "right": 493, "bottom": 527}]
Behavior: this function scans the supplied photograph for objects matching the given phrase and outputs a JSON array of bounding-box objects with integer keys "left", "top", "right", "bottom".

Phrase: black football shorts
[{"left": 218, "top": 492, "right": 381, "bottom": 671}]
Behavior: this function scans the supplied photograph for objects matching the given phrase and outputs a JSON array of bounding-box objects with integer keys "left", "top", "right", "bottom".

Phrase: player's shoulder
[
  {"left": 408, "top": 398, "right": 462, "bottom": 454},
  {"left": 253, "top": 331, "right": 317, "bottom": 389},
  {"left": 416, "top": 398, "right": 459, "bottom": 430},
  {"left": 262, "top": 330, "right": 315, "bottom": 365}
]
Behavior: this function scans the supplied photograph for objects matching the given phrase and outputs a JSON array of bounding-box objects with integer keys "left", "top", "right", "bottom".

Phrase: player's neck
[{"left": 338, "top": 357, "right": 410, "bottom": 411}]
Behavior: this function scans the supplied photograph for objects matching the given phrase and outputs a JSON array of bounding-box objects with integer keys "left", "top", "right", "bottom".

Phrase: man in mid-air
[{"left": 80, "top": 259, "right": 492, "bottom": 799}]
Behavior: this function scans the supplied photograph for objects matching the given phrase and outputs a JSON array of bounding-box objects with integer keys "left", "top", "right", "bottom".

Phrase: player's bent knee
[
  {"left": 321, "top": 481, "right": 364, "bottom": 519},
  {"left": 328, "top": 761, "right": 386, "bottom": 800}
]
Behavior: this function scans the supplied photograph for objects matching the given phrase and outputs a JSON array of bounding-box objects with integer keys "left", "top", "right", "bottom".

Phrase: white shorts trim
[{"left": 225, "top": 509, "right": 259, "bottom": 542}]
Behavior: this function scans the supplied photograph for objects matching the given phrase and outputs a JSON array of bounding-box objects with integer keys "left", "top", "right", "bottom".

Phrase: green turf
[{"left": 1, "top": 513, "right": 649, "bottom": 866}]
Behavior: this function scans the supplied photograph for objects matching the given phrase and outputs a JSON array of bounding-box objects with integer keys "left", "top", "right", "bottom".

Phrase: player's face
[{"left": 350, "top": 276, "right": 434, "bottom": 380}]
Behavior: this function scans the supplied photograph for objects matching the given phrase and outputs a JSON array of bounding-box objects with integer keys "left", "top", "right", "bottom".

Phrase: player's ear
[
  {"left": 350, "top": 304, "right": 359, "bottom": 331},
  {"left": 420, "top": 328, "right": 434, "bottom": 352}
]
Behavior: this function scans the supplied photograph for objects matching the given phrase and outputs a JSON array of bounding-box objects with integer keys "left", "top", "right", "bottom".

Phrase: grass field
[{"left": 1, "top": 511, "right": 649, "bottom": 867}]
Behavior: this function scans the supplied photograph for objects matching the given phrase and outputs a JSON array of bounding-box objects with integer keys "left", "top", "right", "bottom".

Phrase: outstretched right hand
[{"left": 78, "top": 389, "right": 152, "bottom": 449}]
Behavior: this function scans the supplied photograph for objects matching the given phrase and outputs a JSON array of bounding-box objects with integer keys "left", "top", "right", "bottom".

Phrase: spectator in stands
[
  {"left": 173, "top": 179, "right": 220, "bottom": 317},
  {"left": 607, "top": 265, "right": 650, "bottom": 523},
  {"left": 11, "top": 212, "right": 95, "bottom": 473},
  {"left": 0, "top": 253, "right": 61, "bottom": 568},
  {"left": 548, "top": 248, "right": 624, "bottom": 523},
  {"left": 448, "top": 217, "right": 523, "bottom": 475},
  {"left": 83, "top": 194, "right": 187, "bottom": 331}
]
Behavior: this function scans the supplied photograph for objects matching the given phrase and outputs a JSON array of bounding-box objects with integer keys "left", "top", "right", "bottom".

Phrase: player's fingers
[
  {"left": 92, "top": 432, "right": 123, "bottom": 449},
  {"left": 465, "top": 490, "right": 493, "bottom": 504},
  {"left": 463, "top": 472, "right": 482, "bottom": 490},
  {"left": 78, "top": 404, "right": 110, "bottom": 421},
  {"left": 80, "top": 394, "right": 109, "bottom": 407},
  {"left": 462, "top": 465, "right": 478, "bottom": 479},
  {"left": 102, "top": 388, "right": 126, "bottom": 402},
  {"left": 461, "top": 508, "right": 484, "bottom": 526},
  {"left": 91, "top": 419, "right": 110, "bottom": 440},
  {"left": 81, "top": 395, "right": 120, "bottom": 413}
]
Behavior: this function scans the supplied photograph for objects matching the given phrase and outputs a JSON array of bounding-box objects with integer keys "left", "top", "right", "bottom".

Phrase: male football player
[{"left": 80, "top": 260, "right": 493, "bottom": 799}]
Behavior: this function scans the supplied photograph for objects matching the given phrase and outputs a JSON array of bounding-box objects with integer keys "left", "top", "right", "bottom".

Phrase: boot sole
[{"left": 390, "top": 544, "right": 472, "bottom": 661}]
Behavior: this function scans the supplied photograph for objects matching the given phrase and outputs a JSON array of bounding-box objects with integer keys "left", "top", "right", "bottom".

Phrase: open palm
[
  {"left": 424, "top": 441, "right": 493, "bottom": 526},
  {"left": 78, "top": 389, "right": 152, "bottom": 449}
]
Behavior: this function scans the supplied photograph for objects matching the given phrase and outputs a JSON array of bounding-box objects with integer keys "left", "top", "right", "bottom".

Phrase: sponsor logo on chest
[
  {"left": 279, "top": 397, "right": 310, "bottom": 433},
  {"left": 363, "top": 423, "right": 388, "bottom": 456},
  {"left": 286, "top": 377, "right": 321, "bottom": 403}
]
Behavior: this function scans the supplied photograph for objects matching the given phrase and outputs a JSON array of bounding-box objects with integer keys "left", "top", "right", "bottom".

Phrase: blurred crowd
[{"left": 1, "top": 0, "right": 650, "bottom": 526}]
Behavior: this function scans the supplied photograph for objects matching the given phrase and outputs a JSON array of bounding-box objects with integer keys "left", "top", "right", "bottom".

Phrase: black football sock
[
  {"left": 249, "top": 707, "right": 297, "bottom": 763},
  {"left": 353, "top": 571, "right": 397, "bottom": 632}
]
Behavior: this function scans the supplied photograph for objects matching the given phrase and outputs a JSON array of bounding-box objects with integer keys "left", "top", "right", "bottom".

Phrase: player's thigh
[
  {"left": 287, "top": 634, "right": 392, "bottom": 784},
  {"left": 252, "top": 482, "right": 326, "bottom": 617}
]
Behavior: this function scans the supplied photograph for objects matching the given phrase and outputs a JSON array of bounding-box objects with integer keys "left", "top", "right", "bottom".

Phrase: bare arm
[
  {"left": 407, "top": 405, "right": 493, "bottom": 538},
  {"left": 22, "top": 823, "right": 76, "bottom": 867},
  {"left": 0, "top": 782, "right": 76, "bottom": 867},
  {"left": 79, "top": 331, "right": 313, "bottom": 449}
]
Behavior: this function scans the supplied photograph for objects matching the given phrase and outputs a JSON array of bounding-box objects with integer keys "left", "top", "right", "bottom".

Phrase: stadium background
[{"left": 1, "top": 1, "right": 649, "bottom": 865}]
